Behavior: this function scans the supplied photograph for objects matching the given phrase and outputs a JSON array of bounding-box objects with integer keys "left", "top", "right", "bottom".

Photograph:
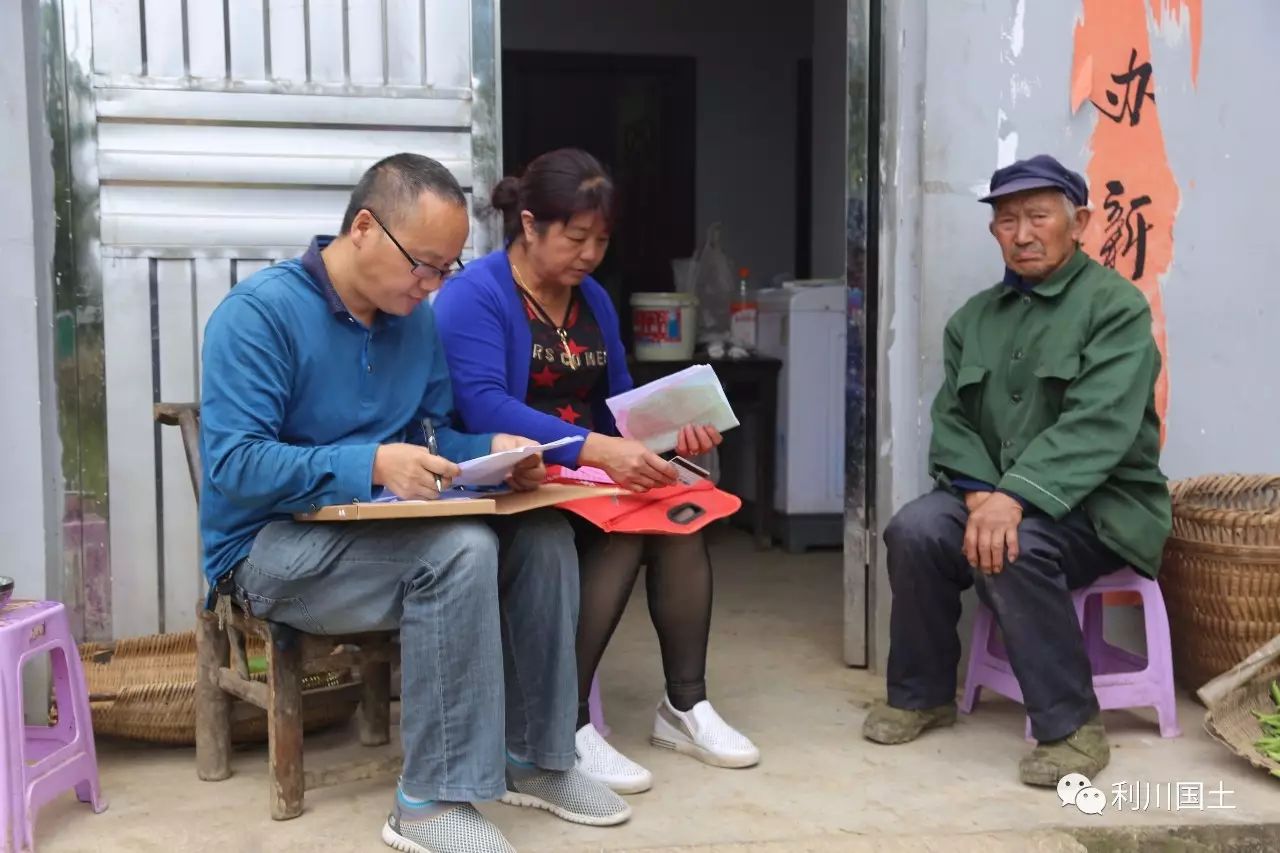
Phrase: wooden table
[{"left": 627, "top": 355, "right": 781, "bottom": 548}]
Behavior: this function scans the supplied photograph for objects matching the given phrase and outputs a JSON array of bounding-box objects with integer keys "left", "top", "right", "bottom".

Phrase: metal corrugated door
[{"left": 51, "top": 0, "right": 500, "bottom": 639}]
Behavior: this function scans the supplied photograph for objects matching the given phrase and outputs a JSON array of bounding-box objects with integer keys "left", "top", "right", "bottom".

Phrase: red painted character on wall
[{"left": 1072, "top": 0, "right": 1202, "bottom": 443}]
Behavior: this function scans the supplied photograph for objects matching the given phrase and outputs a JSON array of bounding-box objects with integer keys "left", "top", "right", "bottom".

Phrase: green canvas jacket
[{"left": 929, "top": 249, "right": 1172, "bottom": 576}]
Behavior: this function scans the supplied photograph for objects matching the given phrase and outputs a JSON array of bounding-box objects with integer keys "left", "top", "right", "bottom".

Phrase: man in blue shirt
[{"left": 201, "top": 154, "right": 629, "bottom": 852}]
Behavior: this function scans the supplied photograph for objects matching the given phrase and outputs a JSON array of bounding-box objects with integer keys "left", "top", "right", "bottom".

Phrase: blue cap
[{"left": 979, "top": 154, "right": 1089, "bottom": 207}]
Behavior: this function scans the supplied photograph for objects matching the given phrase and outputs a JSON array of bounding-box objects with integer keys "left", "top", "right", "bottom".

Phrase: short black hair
[{"left": 340, "top": 153, "right": 466, "bottom": 234}]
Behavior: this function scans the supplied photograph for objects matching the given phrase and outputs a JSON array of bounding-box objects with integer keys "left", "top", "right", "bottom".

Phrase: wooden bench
[{"left": 155, "top": 403, "right": 401, "bottom": 820}]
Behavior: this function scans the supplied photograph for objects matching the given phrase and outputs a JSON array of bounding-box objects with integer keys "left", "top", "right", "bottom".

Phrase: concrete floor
[{"left": 38, "top": 528, "right": 1279, "bottom": 851}]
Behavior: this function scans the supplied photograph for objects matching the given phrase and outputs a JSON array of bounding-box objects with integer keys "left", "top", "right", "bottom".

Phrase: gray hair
[{"left": 340, "top": 153, "right": 466, "bottom": 234}]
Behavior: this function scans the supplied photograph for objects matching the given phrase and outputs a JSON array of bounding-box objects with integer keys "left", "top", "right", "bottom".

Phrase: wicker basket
[
  {"left": 1198, "top": 633, "right": 1280, "bottom": 779},
  {"left": 79, "top": 631, "right": 360, "bottom": 745},
  {"left": 1160, "top": 474, "right": 1280, "bottom": 692}
]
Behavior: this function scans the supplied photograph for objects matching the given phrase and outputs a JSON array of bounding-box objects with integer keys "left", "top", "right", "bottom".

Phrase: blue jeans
[{"left": 234, "top": 509, "right": 580, "bottom": 802}]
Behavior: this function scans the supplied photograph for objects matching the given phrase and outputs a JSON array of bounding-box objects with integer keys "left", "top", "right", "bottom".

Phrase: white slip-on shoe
[
  {"left": 575, "top": 723, "right": 653, "bottom": 794},
  {"left": 650, "top": 697, "right": 761, "bottom": 769},
  {"left": 500, "top": 764, "right": 631, "bottom": 827}
]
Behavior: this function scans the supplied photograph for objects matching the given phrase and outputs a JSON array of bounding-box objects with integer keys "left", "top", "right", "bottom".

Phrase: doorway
[
  {"left": 499, "top": 0, "right": 874, "bottom": 667},
  {"left": 503, "top": 50, "right": 696, "bottom": 350}
]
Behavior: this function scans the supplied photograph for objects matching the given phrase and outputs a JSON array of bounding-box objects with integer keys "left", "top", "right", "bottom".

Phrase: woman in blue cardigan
[{"left": 435, "top": 149, "right": 759, "bottom": 795}]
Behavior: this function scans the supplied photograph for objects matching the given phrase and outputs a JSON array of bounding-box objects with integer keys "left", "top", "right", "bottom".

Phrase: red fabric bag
[{"left": 548, "top": 469, "right": 741, "bottom": 535}]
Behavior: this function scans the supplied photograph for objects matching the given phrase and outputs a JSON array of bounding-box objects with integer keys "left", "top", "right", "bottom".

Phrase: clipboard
[{"left": 295, "top": 482, "right": 624, "bottom": 522}]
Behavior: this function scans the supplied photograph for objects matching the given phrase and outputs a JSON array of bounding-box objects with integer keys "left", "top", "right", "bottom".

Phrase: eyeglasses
[{"left": 366, "top": 209, "right": 465, "bottom": 281}]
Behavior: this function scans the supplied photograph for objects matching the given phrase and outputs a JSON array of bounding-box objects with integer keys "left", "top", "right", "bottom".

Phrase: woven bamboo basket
[
  {"left": 1160, "top": 474, "right": 1280, "bottom": 692},
  {"left": 1198, "top": 633, "right": 1280, "bottom": 779},
  {"left": 79, "top": 631, "right": 359, "bottom": 745}
]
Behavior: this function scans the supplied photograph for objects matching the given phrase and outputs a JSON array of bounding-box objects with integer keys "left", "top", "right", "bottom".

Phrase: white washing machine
[{"left": 755, "top": 279, "right": 847, "bottom": 551}]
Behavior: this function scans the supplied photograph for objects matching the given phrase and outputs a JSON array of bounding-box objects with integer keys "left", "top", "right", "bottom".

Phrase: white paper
[
  {"left": 454, "top": 436, "right": 583, "bottom": 487},
  {"left": 606, "top": 364, "right": 739, "bottom": 453}
]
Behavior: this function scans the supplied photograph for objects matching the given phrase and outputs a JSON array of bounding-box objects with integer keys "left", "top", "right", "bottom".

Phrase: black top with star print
[{"left": 523, "top": 288, "right": 608, "bottom": 429}]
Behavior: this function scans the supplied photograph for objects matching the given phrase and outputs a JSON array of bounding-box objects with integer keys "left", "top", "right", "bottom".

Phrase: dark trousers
[{"left": 884, "top": 489, "right": 1124, "bottom": 742}]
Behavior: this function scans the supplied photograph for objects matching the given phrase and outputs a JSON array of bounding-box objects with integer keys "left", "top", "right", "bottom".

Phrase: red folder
[{"left": 548, "top": 469, "right": 741, "bottom": 535}]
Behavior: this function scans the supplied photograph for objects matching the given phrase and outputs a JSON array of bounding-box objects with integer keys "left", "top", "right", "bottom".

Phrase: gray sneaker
[
  {"left": 500, "top": 765, "right": 631, "bottom": 827},
  {"left": 381, "top": 802, "right": 515, "bottom": 853}
]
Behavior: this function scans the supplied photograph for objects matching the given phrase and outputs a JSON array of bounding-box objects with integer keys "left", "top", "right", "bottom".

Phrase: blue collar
[
  {"left": 1000, "top": 249, "right": 1089, "bottom": 299},
  {"left": 300, "top": 236, "right": 350, "bottom": 316},
  {"left": 301, "top": 235, "right": 403, "bottom": 328},
  {"left": 1002, "top": 267, "right": 1036, "bottom": 294}
]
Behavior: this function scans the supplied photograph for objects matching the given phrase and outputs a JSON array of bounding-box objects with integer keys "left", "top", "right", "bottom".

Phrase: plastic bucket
[{"left": 631, "top": 292, "right": 698, "bottom": 361}]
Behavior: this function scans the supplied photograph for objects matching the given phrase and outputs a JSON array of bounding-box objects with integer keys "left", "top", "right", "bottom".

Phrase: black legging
[{"left": 568, "top": 515, "right": 713, "bottom": 728}]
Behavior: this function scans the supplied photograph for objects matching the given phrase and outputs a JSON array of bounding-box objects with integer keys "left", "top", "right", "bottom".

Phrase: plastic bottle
[{"left": 729, "top": 266, "right": 757, "bottom": 349}]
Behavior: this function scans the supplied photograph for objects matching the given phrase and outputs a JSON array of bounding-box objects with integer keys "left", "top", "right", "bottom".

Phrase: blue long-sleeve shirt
[
  {"left": 199, "top": 236, "right": 492, "bottom": 590},
  {"left": 432, "top": 250, "right": 634, "bottom": 467}
]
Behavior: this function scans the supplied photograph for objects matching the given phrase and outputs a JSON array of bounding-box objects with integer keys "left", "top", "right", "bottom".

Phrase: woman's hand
[
  {"left": 491, "top": 434, "right": 546, "bottom": 492},
  {"left": 675, "top": 424, "right": 722, "bottom": 458},
  {"left": 582, "top": 434, "right": 677, "bottom": 493}
]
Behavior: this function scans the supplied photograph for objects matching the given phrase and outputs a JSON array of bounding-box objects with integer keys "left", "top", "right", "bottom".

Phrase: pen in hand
[{"left": 421, "top": 418, "right": 445, "bottom": 495}]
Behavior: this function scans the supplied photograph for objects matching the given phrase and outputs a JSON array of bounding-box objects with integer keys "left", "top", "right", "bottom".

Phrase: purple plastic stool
[
  {"left": 1, "top": 600, "right": 107, "bottom": 851},
  {"left": 588, "top": 673, "right": 609, "bottom": 737},
  {"left": 958, "top": 567, "right": 1181, "bottom": 740}
]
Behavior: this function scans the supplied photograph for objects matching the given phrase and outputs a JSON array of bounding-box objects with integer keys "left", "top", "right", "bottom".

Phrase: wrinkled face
[
  {"left": 522, "top": 209, "right": 611, "bottom": 288},
  {"left": 989, "top": 189, "right": 1091, "bottom": 281},
  {"left": 347, "top": 191, "right": 469, "bottom": 315}
]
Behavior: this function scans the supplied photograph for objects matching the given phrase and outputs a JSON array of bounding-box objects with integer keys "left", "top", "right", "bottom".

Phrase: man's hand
[
  {"left": 373, "top": 443, "right": 460, "bottom": 500},
  {"left": 492, "top": 434, "right": 546, "bottom": 492},
  {"left": 963, "top": 491, "right": 1023, "bottom": 574},
  {"left": 676, "top": 424, "right": 723, "bottom": 458},
  {"left": 964, "top": 490, "right": 993, "bottom": 513}
]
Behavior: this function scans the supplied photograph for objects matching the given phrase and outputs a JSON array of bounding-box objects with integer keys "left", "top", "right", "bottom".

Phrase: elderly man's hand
[
  {"left": 964, "top": 490, "right": 993, "bottom": 513},
  {"left": 963, "top": 491, "right": 1023, "bottom": 574}
]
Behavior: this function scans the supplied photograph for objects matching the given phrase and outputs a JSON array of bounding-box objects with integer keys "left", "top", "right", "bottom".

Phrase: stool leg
[
  {"left": 959, "top": 606, "right": 994, "bottom": 714},
  {"left": 3, "top": 657, "right": 31, "bottom": 853},
  {"left": 60, "top": 641, "right": 108, "bottom": 813},
  {"left": 267, "top": 627, "right": 304, "bottom": 820},
  {"left": 357, "top": 657, "right": 392, "bottom": 747},
  {"left": 195, "top": 609, "right": 233, "bottom": 782},
  {"left": 1140, "top": 584, "right": 1182, "bottom": 738}
]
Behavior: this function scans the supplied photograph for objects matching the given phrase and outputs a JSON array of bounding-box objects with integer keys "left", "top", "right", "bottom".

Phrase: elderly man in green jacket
[{"left": 862, "top": 154, "right": 1172, "bottom": 786}]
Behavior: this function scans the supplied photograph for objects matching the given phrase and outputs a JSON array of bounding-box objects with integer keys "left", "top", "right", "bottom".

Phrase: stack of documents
[
  {"left": 374, "top": 436, "right": 584, "bottom": 503},
  {"left": 606, "top": 365, "right": 739, "bottom": 453},
  {"left": 454, "top": 436, "right": 582, "bottom": 487}
]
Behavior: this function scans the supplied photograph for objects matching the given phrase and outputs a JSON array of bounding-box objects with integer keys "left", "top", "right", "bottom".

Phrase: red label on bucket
[{"left": 634, "top": 308, "right": 683, "bottom": 344}]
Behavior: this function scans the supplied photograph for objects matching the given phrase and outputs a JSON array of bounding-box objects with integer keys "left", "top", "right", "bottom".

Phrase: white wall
[
  {"left": 874, "top": 0, "right": 1280, "bottom": 669},
  {"left": 502, "top": 0, "right": 814, "bottom": 286},
  {"left": 2, "top": 0, "right": 61, "bottom": 720}
]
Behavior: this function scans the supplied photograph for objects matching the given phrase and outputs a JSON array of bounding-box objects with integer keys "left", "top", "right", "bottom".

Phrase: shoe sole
[
  {"left": 499, "top": 790, "right": 632, "bottom": 827},
  {"left": 594, "top": 774, "right": 653, "bottom": 795},
  {"left": 649, "top": 733, "right": 760, "bottom": 769},
  {"left": 381, "top": 822, "right": 435, "bottom": 853}
]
